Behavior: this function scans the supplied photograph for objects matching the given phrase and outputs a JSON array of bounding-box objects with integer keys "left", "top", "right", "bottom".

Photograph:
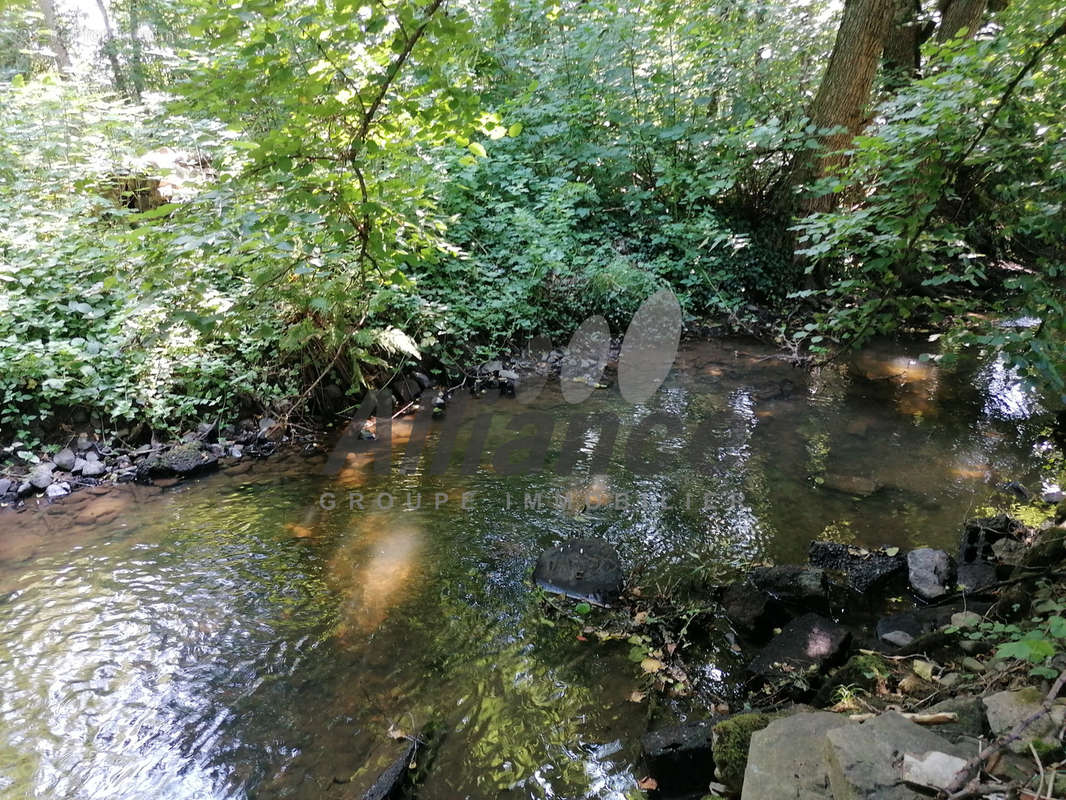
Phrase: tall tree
[
  {"left": 798, "top": 0, "right": 895, "bottom": 214},
  {"left": 36, "top": 0, "right": 71, "bottom": 73},
  {"left": 937, "top": 0, "right": 988, "bottom": 41},
  {"left": 94, "top": 0, "right": 127, "bottom": 95},
  {"left": 883, "top": 0, "right": 924, "bottom": 85}
]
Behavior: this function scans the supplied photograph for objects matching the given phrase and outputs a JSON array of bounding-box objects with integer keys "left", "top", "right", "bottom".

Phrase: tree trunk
[
  {"left": 800, "top": 0, "right": 895, "bottom": 215},
  {"left": 128, "top": 0, "right": 145, "bottom": 99},
  {"left": 883, "top": 0, "right": 923, "bottom": 87},
  {"left": 937, "top": 0, "right": 988, "bottom": 41},
  {"left": 94, "top": 0, "right": 128, "bottom": 96},
  {"left": 37, "top": 0, "right": 72, "bottom": 74}
]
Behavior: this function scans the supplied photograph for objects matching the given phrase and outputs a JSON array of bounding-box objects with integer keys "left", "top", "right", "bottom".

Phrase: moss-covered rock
[
  {"left": 814, "top": 652, "right": 891, "bottom": 707},
  {"left": 711, "top": 712, "right": 777, "bottom": 791}
]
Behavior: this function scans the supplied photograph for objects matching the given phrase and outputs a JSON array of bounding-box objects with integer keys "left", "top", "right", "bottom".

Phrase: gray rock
[
  {"left": 959, "top": 515, "right": 1024, "bottom": 563},
  {"left": 907, "top": 548, "right": 956, "bottom": 601},
  {"left": 533, "top": 538, "right": 623, "bottom": 605},
  {"left": 81, "top": 460, "right": 107, "bottom": 477},
  {"left": 17, "top": 480, "right": 34, "bottom": 497},
  {"left": 900, "top": 751, "right": 968, "bottom": 792},
  {"left": 956, "top": 562, "right": 997, "bottom": 593},
  {"left": 72, "top": 457, "right": 87, "bottom": 474},
  {"left": 75, "top": 434, "right": 93, "bottom": 452},
  {"left": 821, "top": 474, "right": 881, "bottom": 497},
  {"left": 721, "top": 582, "right": 785, "bottom": 637},
  {"left": 641, "top": 719, "right": 717, "bottom": 795},
  {"left": 984, "top": 689, "right": 1066, "bottom": 754},
  {"left": 751, "top": 565, "right": 829, "bottom": 606},
  {"left": 0, "top": 478, "right": 11, "bottom": 496},
  {"left": 750, "top": 613, "right": 850, "bottom": 679},
  {"left": 1042, "top": 490, "right": 1065, "bottom": 504},
  {"left": 809, "top": 541, "right": 906, "bottom": 593},
  {"left": 741, "top": 712, "right": 854, "bottom": 800},
  {"left": 950, "top": 611, "right": 982, "bottom": 628},
  {"left": 229, "top": 446, "right": 243, "bottom": 459},
  {"left": 53, "top": 448, "right": 77, "bottom": 471},
  {"left": 84, "top": 451, "right": 101, "bottom": 463},
  {"left": 45, "top": 482, "right": 70, "bottom": 499},
  {"left": 158, "top": 443, "right": 219, "bottom": 476},
  {"left": 825, "top": 712, "right": 969, "bottom": 799},
  {"left": 28, "top": 463, "right": 55, "bottom": 490},
  {"left": 922, "top": 696, "right": 987, "bottom": 744}
]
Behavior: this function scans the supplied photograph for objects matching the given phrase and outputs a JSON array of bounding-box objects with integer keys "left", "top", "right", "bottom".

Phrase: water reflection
[{"left": 0, "top": 336, "right": 1057, "bottom": 799}]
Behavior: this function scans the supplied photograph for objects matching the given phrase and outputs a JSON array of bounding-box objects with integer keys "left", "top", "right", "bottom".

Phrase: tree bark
[
  {"left": 800, "top": 0, "right": 895, "bottom": 215},
  {"left": 937, "top": 0, "right": 988, "bottom": 41},
  {"left": 37, "top": 0, "right": 72, "bottom": 74},
  {"left": 883, "top": 0, "right": 923, "bottom": 86},
  {"left": 128, "top": 0, "right": 145, "bottom": 99}
]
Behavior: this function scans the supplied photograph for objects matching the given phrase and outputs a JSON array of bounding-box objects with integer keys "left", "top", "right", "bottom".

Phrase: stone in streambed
[
  {"left": 820, "top": 474, "right": 881, "bottom": 497},
  {"left": 741, "top": 712, "right": 854, "bottom": 800},
  {"left": 984, "top": 688, "right": 1066, "bottom": 756},
  {"left": 53, "top": 448, "right": 76, "bottom": 471},
  {"left": 28, "top": 463, "right": 55, "bottom": 490},
  {"left": 533, "top": 538, "right": 623, "bottom": 605},
  {"left": 907, "top": 548, "right": 956, "bottom": 601},
  {"left": 808, "top": 541, "right": 905, "bottom": 593},
  {"left": 749, "top": 613, "right": 850, "bottom": 679}
]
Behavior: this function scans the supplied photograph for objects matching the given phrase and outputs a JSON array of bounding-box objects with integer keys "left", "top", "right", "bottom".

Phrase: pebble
[{"left": 962, "top": 656, "right": 986, "bottom": 673}]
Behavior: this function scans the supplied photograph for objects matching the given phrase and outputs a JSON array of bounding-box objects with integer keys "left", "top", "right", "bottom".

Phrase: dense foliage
[{"left": 0, "top": 0, "right": 1064, "bottom": 449}]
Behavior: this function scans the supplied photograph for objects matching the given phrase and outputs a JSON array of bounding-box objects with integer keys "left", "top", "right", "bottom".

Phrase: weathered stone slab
[
  {"left": 749, "top": 613, "right": 850, "bottom": 679},
  {"left": 984, "top": 689, "right": 1066, "bottom": 754},
  {"left": 809, "top": 541, "right": 905, "bottom": 593},
  {"left": 741, "top": 712, "right": 854, "bottom": 800}
]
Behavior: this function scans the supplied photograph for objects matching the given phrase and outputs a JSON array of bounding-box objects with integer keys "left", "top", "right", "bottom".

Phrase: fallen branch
[{"left": 849, "top": 711, "right": 958, "bottom": 724}]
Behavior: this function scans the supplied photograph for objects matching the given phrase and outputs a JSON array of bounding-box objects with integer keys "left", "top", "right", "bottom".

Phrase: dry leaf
[
  {"left": 633, "top": 611, "right": 649, "bottom": 625},
  {"left": 637, "top": 776, "right": 658, "bottom": 790},
  {"left": 640, "top": 657, "right": 665, "bottom": 674},
  {"left": 628, "top": 691, "right": 646, "bottom": 703},
  {"left": 911, "top": 659, "right": 935, "bottom": 682},
  {"left": 387, "top": 727, "right": 408, "bottom": 740}
]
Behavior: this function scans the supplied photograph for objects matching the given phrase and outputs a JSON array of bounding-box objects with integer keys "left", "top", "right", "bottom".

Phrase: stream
[{"left": 0, "top": 337, "right": 1055, "bottom": 799}]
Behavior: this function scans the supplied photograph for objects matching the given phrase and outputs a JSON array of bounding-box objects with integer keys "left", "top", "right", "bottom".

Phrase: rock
[
  {"left": 640, "top": 719, "right": 716, "bottom": 795},
  {"left": 412, "top": 372, "right": 432, "bottom": 390},
  {"left": 721, "top": 583, "right": 786, "bottom": 638},
  {"left": 359, "top": 738, "right": 418, "bottom": 800},
  {"left": 1043, "top": 490, "right": 1065, "bottom": 504},
  {"left": 825, "top": 712, "right": 969, "bottom": 800},
  {"left": 959, "top": 515, "right": 1024, "bottom": 563},
  {"left": 821, "top": 474, "right": 881, "bottom": 497},
  {"left": 17, "top": 481, "right": 33, "bottom": 497},
  {"left": 990, "top": 536, "right": 1025, "bottom": 564},
  {"left": 157, "top": 442, "right": 220, "bottom": 477},
  {"left": 53, "top": 448, "right": 77, "bottom": 471},
  {"left": 196, "top": 421, "right": 218, "bottom": 443},
  {"left": 45, "top": 482, "right": 70, "bottom": 499},
  {"left": 1021, "top": 525, "right": 1066, "bottom": 568},
  {"left": 1000, "top": 481, "right": 1030, "bottom": 501},
  {"left": 741, "top": 712, "right": 854, "bottom": 799},
  {"left": 392, "top": 376, "right": 422, "bottom": 403},
  {"left": 75, "top": 434, "right": 94, "bottom": 452},
  {"left": 950, "top": 611, "right": 982, "bottom": 628},
  {"left": 229, "top": 445, "right": 243, "bottom": 459},
  {"left": 751, "top": 565, "right": 829, "bottom": 606},
  {"left": 749, "top": 613, "right": 850, "bottom": 680},
  {"left": 72, "top": 457, "right": 87, "bottom": 474},
  {"left": 900, "top": 751, "right": 969, "bottom": 791},
  {"left": 922, "top": 696, "right": 987, "bottom": 744},
  {"left": 907, "top": 548, "right": 956, "bottom": 601},
  {"left": 478, "top": 360, "right": 503, "bottom": 375},
  {"left": 0, "top": 478, "right": 11, "bottom": 496},
  {"left": 28, "top": 463, "right": 55, "bottom": 490},
  {"left": 956, "top": 562, "right": 996, "bottom": 593},
  {"left": 532, "top": 538, "right": 623, "bottom": 605},
  {"left": 984, "top": 688, "right": 1066, "bottom": 755},
  {"left": 961, "top": 656, "right": 985, "bottom": 673},
  {"left": 816, "top": 653, "right": 891, "bottom": 706},
  {"left": 809, "top": 541, "right": 906, "bottom": 593},
  {"left": 713, "top": 713, "right": 777, "bottom": 791},
  {"left": 81, "top": 459, "right": 107, "bottom": 477}
]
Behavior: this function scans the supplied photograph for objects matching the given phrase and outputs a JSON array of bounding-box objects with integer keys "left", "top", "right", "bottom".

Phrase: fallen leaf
[
  {"left": 637, "top": 776, "right": 658, "bottom": 790},
  {"left": 387, "top": 727, "right": 407, "bottom": 740},
  {"left": 641, "top": 657, "right": 665, "bottom": 674},
  {"left": 576, "top": 634, "right": 587, "bottom": 641},
  {"left": 628, "top": 691, "right": 646, "bottom": 703},
  {"left": 633, "top": 611, "right": 649, "bottom": 625},
  {"left": 912, "top": 659, "right": 936, "bottom": 682},
  {"left": 665, "top": 642, "right": 677, "bottom": 656},
  {"left": 883, "top": 546, "right": 900, "bottom": 556}
]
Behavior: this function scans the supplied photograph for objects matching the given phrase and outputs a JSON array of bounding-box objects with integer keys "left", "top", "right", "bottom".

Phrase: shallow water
[{"left": 0, "top": 337, "right": 1055, "bottom": 799}]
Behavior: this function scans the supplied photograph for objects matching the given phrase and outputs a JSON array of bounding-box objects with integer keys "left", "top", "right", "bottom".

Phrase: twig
[{"left": 848, "top": 711, "right": 958, "bottom": 724}]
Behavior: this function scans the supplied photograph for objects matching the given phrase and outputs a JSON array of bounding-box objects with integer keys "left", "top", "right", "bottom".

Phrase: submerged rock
[
  {"left": 820, "top": 474, "right": 881, "bottom": 497},
  {"left": 750, "top": 565, "right": 829, "bottom": 606},
  {"left": 808, "top": 541, "right": 905, "bottom": 593},
  {"left": 956, "top": 562, "right": 997, "bottom": 593},
  {"left": 749, "top": 613, "right": 850, "bottom": 680},
  {"left": 533, "top": 538, "right": 623, "bottom": 605},
  {"left": 721, "top": 582, "right": 786, "bottom": 638},
  {"left": 640, "top": 719, "right": 716, "bottom": 795},
  {"left": 907, "top": 548, "right": 956, "bottom": 601}
]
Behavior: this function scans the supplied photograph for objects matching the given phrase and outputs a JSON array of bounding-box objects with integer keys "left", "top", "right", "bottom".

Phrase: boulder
[
  {"left": 0, "top": 478, "right": 12, "bottom": 496},
  {"left": 741, "top": 712, "right": 854, "bottom": 800},
  {"left": 713, "top": 712, "right": 777, "bottom": 791},
  {"left": 808, "top": 541, "right": 906, "bottom": 593},
  {"left": 984, "top": 688, "right": 1066, "bottom": 755},
  {"left": 158, "top": 443, "right": 220, "bottom": 477},
  {"left": 956, "top": 562, "right": 997, "bottom": 593},
  {"left": 749, "top": 613, "right": 850, "bottom": 680},
  {"left": 750, "top": 565, "right": 829, "bottom": 606},
  {"left": 959, "top": 515, "right": 1024, "bottom": 564},
  {"left": 1020, "top": 526, "right": 1066, "bottom": 569},
  {"left": 533, "top": 538, "right": 623, "bottom": 605},
  {"left": 821, "top": 474, "right": 881, "bottom": 497},
  {"left": 721, "top": 582, "right": 784, "bottom": 637},
  {"left": 81, "top": 459, "right": 107, "bottom": 478},
  {"left": 45, "top": 482, "right": 70, "bottom": 499},
  {"left": 825, "top": 712, "right": 969, "bottom": 799},
  {"left": 640, "top": 719, "right": 716, "bottom": 795},
  {"left": 53, "top": 448, "right": 77, "bottom": 471},
  {"left": 27, "top": 463, "right": 55, "bottom": 490},
  {"left": 921, "top": 696, "right": 987, "bottom": 744},
  {"left": 907, "top": 548, "right": 956, "bottom": 601}
]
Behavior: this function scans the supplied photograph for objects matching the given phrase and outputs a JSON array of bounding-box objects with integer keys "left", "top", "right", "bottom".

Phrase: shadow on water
[{"left": 0, "top": 337, "right": 1057, "bottom": 798}]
